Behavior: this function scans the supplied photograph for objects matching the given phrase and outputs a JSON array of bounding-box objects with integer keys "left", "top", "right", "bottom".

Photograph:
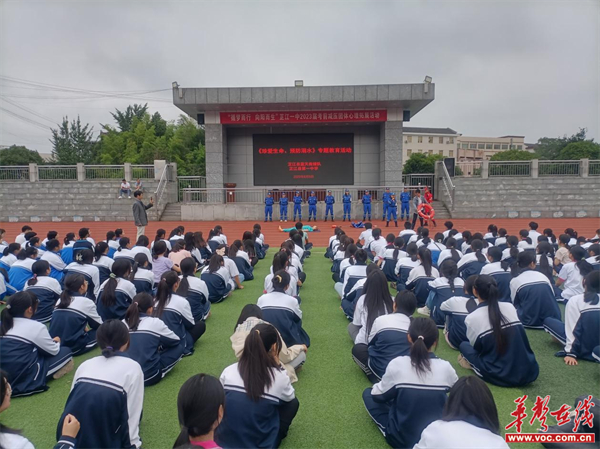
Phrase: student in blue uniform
[
  {"left": 24, "top": 260, "right": 62, "bottom": 323},
  {"left": 201, "top": 254, "right": 233, "bottom": 303},
  {"left": 395, "top": 242, "right": 421, "bottom": 291},
  {"left": 0, "top": 243, "right": 20, "bottom": 272},
  {"left": 64, "top": 249, "right": 100, "bottom": 301},
  {"left": 457, "top": 239, "right": 488, "bottom": 279},
  {"left": 216, "top": 322, "right": 299, "bottom": 449},
  {"left": 307, "top": 191, "right": 318, "bottom": 222},
  {"left": 279, "top": 192, "right": 289, "bottom": 223},
  {"left": 177, "top": 257, "right": 211, "bottom": 322},
  {"left": 386, "top": 194, "right": 398, "bottom": 228},
  {"left": 543, "top": 270, "right": 600, "bottom": 364},
  {"left": 324, "top": 190, "right": 335, "bottom": 221},
  {"left": 480, "top": 246, "right": 512, "bottom": 302},
  {"left": 124, "top": 292, "right": 183, "bottom": 386},
  {"left": 381, "top": 187, "right": 391, "bottom": 221},
  {"left": 400, "top": 187, "right": 411, "bottom": 221},
  {"left": 72, "top": 228, "right": 94, "bottom": 258},
  {"left": 264, "top": 192, "right": 274, "bottom": 222},
  {"left": 556, "top": 246, "right": 594, "bottom": 302},
  {"left": 362, "top": 190, "right": 372, "bottom": 221},
  {"left": 342, "top": 189, "right": 352, "bottom": 221},
  {"left": 440, "top": 275, "right": 478, "bottom": 350},
  {"left": 336, "top": 248, "right": 368, "bottom": 299},
  {"left": 459, "top": 275, "right": 539, "bottom": 387},
  {"left": 49, "top": 273, "right": 102, "bottom": 355},
  {"left": 93, "top": 241, "right": 114, "bottom": 286},
  {"left": 57, "top": 319, "right": 144, "bottom": 449},
  {"left": 40, "top": 239, "right": 67, "bottom": 282},
  {"left": 406, "top": 247, "right": 440, "bottom": 306},
  {"left": 97, "top": 259, "right": 137, "bottom": 321},
  {"left": 422, "top": 260, "right": 465, "bottom": 326},
  {"left": 0, "top": 291, "right": 74, "bottom": 397},
  {"left": 363, "top": 317, "right": 458, "bottom": 449},
  {"left": 131, "top": 253, "right": 154, "bottom": 294},
  {"left": 292, "top": 191, "right": 303, "bottom": 221},
  {"left": 8, "top": 246, "right": 38, "bottom": 291}
]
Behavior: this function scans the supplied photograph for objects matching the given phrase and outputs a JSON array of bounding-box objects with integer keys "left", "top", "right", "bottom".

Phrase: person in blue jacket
[
  {"left": 342, "top": 189, "right": 352, "bottom": 221},
  {"left": 400, "top": 187, "right": 411, "bottom": 221},
  {"left": 307, "top": 191, "right": 318, "bottom": 222},
  {"left": 324, "top": 190, "right": 335, "bottom": 222},
  {"left": 362, "top": 190, "right": 372, "bottom": 221},
  {"left": 279, "top": 192, "right": 289, "bottom": 223},
  {"left": 386, "top": 194, "right": 398, "bottom": 227},
  {"left": 292, "top": 191, "right": 303, "bottom": 221},
  {"left": 382, "top": 187, "right": 391, "bottom": 221},
  {"left": 264, "top": 192, "right": 274, "bottom": 222}
]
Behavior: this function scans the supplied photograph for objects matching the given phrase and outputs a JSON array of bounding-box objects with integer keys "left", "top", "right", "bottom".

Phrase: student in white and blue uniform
[
  {"left": 104, "top": 230, "right": 120, "bottom": 258},
  {"left": 169, "top": 226, "right": 186, "bottom": 250},
  {"left": 113, "top": 237, "right": 135, "bottom": 265},
  {"left": 437, "top": 237, "right": 462, "bottom": 267},
  {"left": 230, "top": 240, "right": 254, "bottom": 282},
  {"left": 406, "top": 247, "right": 439, "bottom": 306},
  {"left": 380, "top": 237, "right": 407, "bottom": 283},
  {"left": 415, "top": 376, "right": 509, "bottom": 449},
  {"left": 13, "top": 225, "right": 32, "bottom": 246},
  {"left": 24, "top": 260, "right": 61, "bottom": 323},
  {"left": 60, "top": 233, "right": 76, "bottom": 265},
  {"left": 586, "top": 243, "right": 600, "bottom": 270},
  {"left": 131, "top": 253, "right": 154, "bottom": 294},
  {"left": 216, "top": 322, "right": 299, "bottom": 449},
  {"left": 72, "top": 228, "right": 94, "bottom": 259},
  {"left": 544, "top": 270, "right": 600, "bottom": 364},
  {"left": 557, "top": 246, "right": 594, "bottom": 302},
  {"left": 8, "top": 247, "right": 38, "bottom": 291},
  {"left": 64, "top": 249, "right": 100, "bottom": 301},
  {"left": 257, "top": 270, "right": 310, "bottom": 348},
  {"left": 458, "top": 239, "right": 488, "bottom": 279},
  {"left": 93, "top": 241, "right": 114, "bottom": 286},
  {"left": 518, "top": 230, "right": 536, "bottom": 252},
  {"left": 124, "top": 292, "right": 183, "bottom": 386},
  {"left": 40, "top": 239, "right": 67, "bottom": 282},
  {"left": 440, "top": 275, "right": 479, "bottom": 350},
  {"left": 49, "top": 273, "right": 103, "bottom": 355},
  {"left": 0, "top": 291, "right": 73, "bottom": 397},
  {"left": 480, "top": 246, "right": 512, "bottom": 302},
  {"left": 363, "top": 317, "right": 458, "bottom": 449},
  {"left": 201, "top": 254, "right": 233, "bottom": 303},
  {"left": 341, "top": 263, "right": 380, "bottom": 320},
  {"left": 395, "top": 242, "right": 421, "bottom": 291},
  {"left": 483, "top": 224, "right": 498, "bottom": 246},
  {"left": 19, "top": 231, "right": 37, "bottom": 250},
  {"left": 97, "top": 259, "right": 137, "bottom": 321},
  {"left": 336, "top": 249, "right": 368, "bottom": 299},
  {"left": 459, "top": 275, "right": 539, "bottom": 387},
  {"left": 177, "top": 257, "right": 211, "bottom": 322},
  {"left": 57, "top": 319, "right": 144, "bottom": 449},
  {"left": 41, "top": 230, "right": 57, "bottom": 249},
  {"left": 424, "top": 260, "right": 465, "bottom": 326},
  {"left": 324, "top": 190, "right": 335, "bottom": 222},
  {"left": 0, "top": 243, "right": 20, "bottom": 272},
  {"left": 265, "top": 251, "right": 299, "bottom": 298},
  {"left": 131, "top": 235, "right": 152, "bottom": 262},
  {"left": 151, "top": 228, "right": 172, "bottom": 253}
]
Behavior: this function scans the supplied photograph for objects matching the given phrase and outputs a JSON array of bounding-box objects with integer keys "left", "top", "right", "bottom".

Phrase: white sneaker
[
  {"left": 118, "top": 196, "right": 122, "bottom": 199},
  {"left": 128, "top": 196, "right": 131, "bottom": 199},
  {"left": 417, "top": 305, "right": 431, "bottom": 316}
]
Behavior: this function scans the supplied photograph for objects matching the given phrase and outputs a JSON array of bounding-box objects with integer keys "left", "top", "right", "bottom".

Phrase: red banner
[{"left": 220, "top": 110, "right": 387, "bottom": 124}]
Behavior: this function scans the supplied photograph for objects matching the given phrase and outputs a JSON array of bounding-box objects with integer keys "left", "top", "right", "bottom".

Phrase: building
[
  {"left": 402, "top": 127, "right": 460, "bottom": 161},
  {"left": 457, "top": 135, "right": 527, "bottom": 161}
]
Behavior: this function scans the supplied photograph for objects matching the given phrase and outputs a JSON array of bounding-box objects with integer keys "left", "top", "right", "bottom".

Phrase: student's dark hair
[
  {"left": 444, "top": 221, "right": 453, "bottom": 230},
  {"left": 57, "top": 273, "right": 86, "bottom": 309},
  {"left": 363, "top": 270, "right": 393, "bottom": 336},
  {"left": 417, "top": 246, "right": 433, "bottom": 277},
  {"left": 253, "top": 223, "right": 262, "bottom": 231},
  {"left": 46, "top": 239, "right": 60, "bottom": 252},
  {"left": 228, "top": 240, "right": 242, "bottom": 258},
  {"left": 106, "top": 230, "right": 116, "bottom": 242},
  {"left": 272, "top": 270, "right": 290, "bottom": 293},
  {"left": 354, "top": 248, "right": 368, "bottom": 265},
  {"left": 471, "top": 239, "right": 486, "bottom": 263},
  {"left": 238, "top": 322, "right": 282, "bottom": 402},
  {"left": 272, "top": 251, "right": 290, "bottom": 273},
  {"left": 130, "top": 253, "right": 149, "bottom": 281},
  {"left": 528, "top": 221, "right": 538, "bottom": 230},
  {"left": 487, "top": 224, "right": 498, "bottom": 237},
  {"left": 101, "top": 259, "right": 132, "bottom": 308},
  {"left": 406, "top": 242, "right": 418, "bottom": 262},
  {"left": 394, "top": 290, "right": 417, "bottom": 316},
  {"left": 408, "top": 317, "right": 438, "bottom": 377},
  {"left": 364, "top": 222, "right": 373, "bottom": 230},
  {"left": 0, "top": 369, "right": 23, "bottom": 438},
  {"left": 372, "top": 228, "right": 382, "bottom": 240},
  {"left": 78, "top": 228, "right": 89, "bottom": 239},
  {"left": 114, "top": 228, "right": 123, "bottom": 239},
  {"left": 536, "top": 242, "right": 554, "bottom": 281},
  {"left": 155, "top": 228, "right": 166, "bottom": 243},
  {"left": 558, "top": 233, "right": 571, "bottom": 248},
  {"left": 125, "top": 292, "right": 154, "bottom": 331},
  {"left": 421, "top": 228, "right": 431, "bottom": 246},
  {"left": 440, "top": 260, "right": 459, "bottom": 292},
  {"left": 97, "top": 319, "right": 129, "bottom": 357},
  {"left": 344, "top": 243, "right": 358, "bottom": 260},
  {"left": 95, "top": 241, "right": 109, "bottom": 261},
  {"left": 385, "top": 233, "right": 395, "bottom": 244},
  {"left": 583, "top": 271, "right": 600, "bottom": 305},
  {"left": 46, "top": 230, "right": 58, "bottom": 240},
  {"left": 242, "top": 230, "right": 254, "bottom": 242},
  {"left": 183, "top": 232, "right": 195, "bottom": 251},
  {"left": 288, "top": 229, "right": 299, "bottom": 240},
  {"left": 75, "top": 248, "right": 93, "bottom": 265},
  {"left": 194, "top": 231, "right": 207, "bottom": 248},
  {"left": 26, "top": 236, "right": 40, "bottom": 249},
  {"left": 118, "top": 237, "right": 130, "bottom": 251},
  {"left": 27, "top": 260, "right": 50, "bottom": 286},
  {"left": 445, "top": 238, "right": 461, "bottom": 262},
  {"left": 169, "top": 227, "right": 180, "bottom": 239},
  {"left": 0, "top": 291, "right": 38, "bottom": 336},
  {"left": 511, "top": 250, "right": 536, "bottom": 277},
  {"left": 404, "top": 221, "right": 412, "bottom": 230},
  {"left": 506, "top": 235, "right": 519, "bottom": 248},
  {"left": 154, "top": 271, "right": 179, "bottom": 318},
  {"left": 16, "top": 246, "right": 37, "bottom": 261},
  {"left": 498, "top": 228, "right": 507, "bottom": 238},
  {"left": 393, "top": 237, "right": 405, "bottom": 261},
  {"left": 462, "top": 230, "right": 473, "bottom": 245},
  {"left": 543, "top": 228, "right": 556, "bottom": 243},
  {"left": 464, "top": 275, "right": 478, "bottom": 298},
  {"left": 208, "top": 254, "right": 224, "bottom": 273},
  {"left": 565, "top": 227, "right": 577, "bottom": 238},
  {"left": 135, "top": 235, "right": 149, "bottom": 248},
  {"left": 576, "top": 236, "right": 587, "bottom": 246},
  {"left": 472, "top": 233, "right": 485, "bottom": 247},
  {"left": 487, "top": 246, "right": 503, "bottom": 263},
  {"left": 434, "top": 232, "right": 445, "bottom": 244},
  {"left": 252, "top": 228, "right": 262, "bottom": 240},
  {"left": 588, "top": 243, "right": 600, "bottom": 262},
  {"left": 570, "top": 246, "right": 594, "bottom": 277},
  {"left": 21, "top": 225, "right": 32, "bottom": 233},
  {"left": 153, "top": 240, "right": 168, "bottom": 258},
  {"left": 291, "top": 233, "right": 303, "bottom": 247},
  {"left": 64, "top": 232, "right": 75, "bottom": 246},
  {"left": 475, "top": 275, "right": 507, "bottom": 353},
  {"left": 448, "top": 229, "right": 458, "bottom": 238},
  {"left": 519, "top": 229, "right": 532, "bottom": 244},
  {"left": 3, "top": 243, "right": 20, "bottom": 257},
  {"left": 213, "top": 225, "right": 223, "bottom": 235},
  {"left": 442, "top": 376, "right": 500, "bottom": 435},
  {"left": 24, "top": 231, "right": 37, "bottom": 241},
  {"left": 174, "top": 373, "right": 225, "bottom": 448},
  {"left": 537, "top": 235, "right": 549, "bottom": 244},
  {"left": 235, "top": 304, "right": 263, "bottom": 330},
  {"left": 177, "top": 257, "right": 197, "bottom": 298}
]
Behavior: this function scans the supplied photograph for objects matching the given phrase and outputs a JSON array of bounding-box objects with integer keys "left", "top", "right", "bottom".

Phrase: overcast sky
[{"left": 1, "top": 0, "right": 598, "bottom": 155}]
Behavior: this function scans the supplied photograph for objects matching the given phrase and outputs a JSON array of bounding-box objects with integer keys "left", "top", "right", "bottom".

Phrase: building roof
[
  {"left": 403, "top": 127, "right": 459, "bottom": 135},
  {"left": 499, "top": 135, "right": 525, "bottom": 138}
]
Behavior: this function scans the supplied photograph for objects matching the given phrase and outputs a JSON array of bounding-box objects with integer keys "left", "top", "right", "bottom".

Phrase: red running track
[{"left": 1, "top": 218, "right": 599, "bottom": 247}]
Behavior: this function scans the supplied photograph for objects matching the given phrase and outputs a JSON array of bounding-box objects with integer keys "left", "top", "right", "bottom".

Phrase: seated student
[
  {"left": 173, "top": 373, "right": 225, "bottom": 449},
  {"left": 24, "top": 260, "right": 62, "bottom": 323},
  {"left": 460, "top": 231, "right": 473, "bottom": 254},
  {"left": 554, "top": 234, "right": 572, "bottom": 271},
  {"left": 483, "top": 224, "right": 498, "bottom": 246},
  {"left": 440, "top": 275, "right": 479, "bottom": 350},
  {"left": 60, "top": 233, "right": 76, "bottom": 266},
  {"left": 493, "top": 228, "right": 508, "bottom": 250},
  {"left": 398, "top": 221, "right": 416, "bottom": 240},
  {"left": 169, "top": 226, "right": 186, "bottom": 250},
  {"left": 252, "top": 228, "right": 266, "bottom": 260},
  {"left": 437, "top": 237, "right": 462, "bottom": 267},
  {"left": 0, "top": 243, "right": 20, "bottom": 271},
  {"left": 543, "top": 228, "right": 558, "bottom": 250},
  {"left": 169, "top": 240, "right": 192, "bottom": 270},
  {"left": 336, "top": 249, "right": 368, "bottom": 299},
  {"left": 214, "top": 244, "right": 244, "bottom": 290},
  {"left": 333, "top": 243, "right": 357, "bottom": 283},
  {"left": 64, "top": 249, "right": 100, "bottom": 301},
  {"left": 152, "top": 240, "right": 179, "bottom": 288},
  {"left": 370, "top": 228, "right": 387, "bottom": 261},
  {"left": 231, "top": 304, "right": 307, "bottom": 383},
  {"left": 458, "top": 239, "right": 488, "bottom": 279},
  {"left": 518, "top": 230, "right": 536, "bottom": 251},
  {"left": 131, "top": 253, "right": 154, "bottom": 294},
  {"left": 8, "top": 247, "right": 38, "bottom": 291},
  {"left": 281, "top": 240, "right": 305, "bottom": 282},
  {"left": 19, "top": 231, "right": 37, "bottom": 250},
  {"left": 201, "top": 255, "right": 233, "bottom": 303},
  {"left": 131, "top": 235, "right": 152, "bottom": 262},
  {"left": 216, "top": 323, "right": 299, "bottom": 449},
  {"left": 358, "top": 222, "right": 374, "bottom": 249},
  {"left": 49, "top": 273, "right": 102, "bottom": 355},
  {"left": 93, "top": 242, "right": 113, "bottom": 286},
  {"left": 57, "top": 320, "right": 144, "bottom": 449},
  {"left": 72, "top": 228, "right": 94, "bottom": 258},
  {"left": 124, "top": 293, "right": 183, "bottom": 386},
  {"left": 105, "top": 230, "right": 119, "bottom": 258},
  {"left": 25, "top": 236, "right": 44, "bottom": 258},
  {"left": 416, "top": 229, "right": 446, "bottom": 263},
  {"left": 587, "top": 243, "right": 600, "bottom": 270},
  {"left": 14, "top": 225, "right": 32, "bottom": 246},
  {"left": 501, "top": 235, "right": 521, "bottom": 261},
  {"left": 442, "top": 221, "right": 454, "bottom": 240},
  {"left": 40, "top": 239, "right": 67, "bottom": 282},
  {"left": 253, "top": 223, "right": 268, "bottom": 250},
  {"left": 406, "top": 247, "right": 440, "bottom": 306},
  {"left": 151, "top": 228, "right": 172, "bottom": 253},
  {"left": 420, "top": 260, "right": 465, "bottom": 325},
  {"left": 191, "top": 231, "right": 211, "bottom": 265},
  {"left": 341, "top": 263, "right": 380, "bottom": 320},
  {"left": 0, "top": 291, "right": 73, "bottom": 397},
  {"left": 459, "top": 275, "right": 539, "bottom": 387},
  {"left": 414, "top": 376, "right": 509, "bottom": 449},
  {"left": 363, "top": 317, "right": 458, "bottom": 449},
  {"left": 177, "top": 257, "right": 210, "bottom": 322},
  {"left": 395, "top": 242, "right": 421, "bottom": 291},
  {"left": 544, "top": 271, "right": 600, "bottom": 364},
  {"left": 480, "top": 246, "right": 512, "bottom": 302},
  {"left": 228, "top": 240, "right": 253, "bottom": 282},
  {"left": 97, "top": 259, "right": 137, "bottom": 321},
  {"left": 265, "top": 251, "right": 299, "bottom": 297},
  {"left": 557, "top": 246, "right": 594, "bottom": 302},
  {"left": 564, "top": 227, "right": 578, "bottom": 246},
  {"left": 258, "top": 271, "right": 310, "bottom": 348},
  {"left": 113, "top": 237, "right": 135, "bottom": 265},
  {"left": 379, "top": 237, "right": 406, "bottom": 283},
  {"left": 62, "top": 232, "right": 74, "bottom": 248},
  {"left": 374, "top": 233, "right": 395, "bottom": 265}
]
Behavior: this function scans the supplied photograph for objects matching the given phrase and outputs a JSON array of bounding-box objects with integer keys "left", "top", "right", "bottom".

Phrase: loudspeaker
[
  {"left": 403, "top": 110, "right": 411, "bottom": 122},
  {"left": 196, "top": 114, "right": 205, "bottom": 125},
  {"left": 444, "top": 158, "right": 455, "bottom": 177}
]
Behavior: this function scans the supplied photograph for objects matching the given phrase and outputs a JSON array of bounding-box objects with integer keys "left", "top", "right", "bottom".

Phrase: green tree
[
  {"left": 150, "top": 112, "right": 167, "bottom": 137},
  {"left": 490, "top": 149, "right": 536, "bottom": 161},
  {"left": 402, "top": 153, "right": 443, "bottom": 174},
  {"left": 50, "top": 116, "right": 97, "bottom": 164},
  {"left": 110, "top": 103, "right": 149, "bottom": 132},
  {"left": 558, "top": 141, "right": 600, "bottom": 160},
  {"left": 534, "top": 128, "right": 587, "bottom": 160},
  {"left": 0, "top": 145, "right": 44, "bottom": 165}
]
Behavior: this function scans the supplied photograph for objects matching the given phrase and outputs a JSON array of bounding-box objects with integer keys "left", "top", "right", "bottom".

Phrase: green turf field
[{"left": 2, "top": 249, "right": 599, "bottom": 448}]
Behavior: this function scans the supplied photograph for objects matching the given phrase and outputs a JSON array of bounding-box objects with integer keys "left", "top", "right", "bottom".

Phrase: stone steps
[{"left": 160, "top": 203, "right": 182, "bottom": 221}]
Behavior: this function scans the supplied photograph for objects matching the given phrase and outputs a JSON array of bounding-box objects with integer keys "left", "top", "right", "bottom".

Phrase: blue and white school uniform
[
  {"left": 40, "top": 251, "right": 67, "bottom": 281},
  {"left": 501, "top": 247, "right": 523, "bottom": 260},
  {"left": 367, "top": 313, "right": 411, "bottom": 380},
  {"left": 518, "top": 240, "right": 536, "bottom": 251},
  {"left": 150, "top": 239, "right": 172, "bottom": 252},
  {"left": 201, "top": 266, "right": 233, "bottom": 303},
  {"left": 72, "top": 239, "right": 94, "bottom": 258},
  {"left": 341, "top": 264, "right": 368, "bottom": 298},
  {"left": 440, "top": 295, "right": 478, "bottom": 349},
  {"left": 264, "top": 272, "right": 297, "bottom": 297},
  {"left": 363, "top": 354, "right": 458, "bottom": 449},
  {"left": 586, "top": 256, "right": 600, "bottom": 270},
  {"left": 406, "top": 265, "right": 439, "bottom": 306},
  {"left": 132, "top": 267, "right": 154, "bottom": 294},
  {"left": 125, "top": 314, "right": 183, "bottom": 386},
  {"left": 380, "top": 248, "right": 407, "bottom": 282},
  {"left": 480, "top": 261, "right": 512, "bottom": 302},
  {"left": 437, "top": 249, "right": 463, "bottom": 267},
  {"left": 370, "top": 238, "right": 387, "bottom": 260},
  {"left": 64, "top": 262, "right": 101, "bottom": 301},
  {"left": 60, "top": 245, "right": 74, "bottom": 266},
  {"left": 179, "top": 275, "right": 211, "bottom": 321},
  {"left": 457, "top": 252, "right": 488, "bottom": 279},
  {"left": 257, "top": 291, "right": 310, "bottom": 347},
  {"left": 24, "top": 276, "right": 62, "bottom": 323},
  {"left": 58, "top": 353, "right": 144, "bottom": 448},
  {"left": 352, "top": 295, "right": 392, "bottom": 345},
  {"left": 0, "top": 318, "right": 72, "bottom": 397},
  {"left": 216, "top": 362, "right": 296, "bottom": 449},
  {"left": 460, "top": 302, "right": 539, "bottom": 387},
  {"left": 394, "top": 257, "right": 420, "bottom": 291},
  {"left": 417, "top": 241, "right": 446, "bottom": 265},
  {"left": 131, "top": 245, "right": 152, "bottom": 262},
  {"left": 557, "top": 262, "right": 585, "bottom": 301},
  {"left": 113, "top": 248, "right": 135, "bottom": 265},
  {"left": 341, "top": 278, "right": 367, "bottom": 320},
  {"left": 8, "top": 258, "right": 36, "bottom": 291},
  {"left": 494, "top": 236, "right": 508, "bottom": 249},
  {"left": 170, "top": 234, "right": 185, "bottom": 249},
  {"left": 483, "top": 232, "right": 498, "bottom": 246},
  {"left": 97, "top": 277, "right": 137, "bottom": 321},
  {"left": 223, "top": 255, "right": 243, "bottom": 286},
  {"left": 106, "top": 239, "right": 120, "bottom": 258},
  {"left": 0, "top": 252, "right": 17, "bottom": 271},
  {"left": 415, "top": 419, "right": 509, "bottom": 449},
  {"left": 427, "top": 277, "right": 466, "bottom": 326},
  {"left": 158, "top": 294, "right": 196, "bottom": 355},
  {"left": 543, "top": 293, "right": 600, "bottom": 362},
  {"left": 510, "top": 269, "right": 561, "bottom": 328},
  {"left": 93, "top": 255, "right": 114, "bottom": 286},
  {"left": 49, "top": 296, "right": 103, "bottom": 355}
]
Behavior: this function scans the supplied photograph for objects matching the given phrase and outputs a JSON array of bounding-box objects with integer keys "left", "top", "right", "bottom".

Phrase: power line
[
  {"left": 0, "top": 106, "right": 52, "bottom": 131},
  {"left": 0, "top": 96, "right": 58, "bottom": 125}
]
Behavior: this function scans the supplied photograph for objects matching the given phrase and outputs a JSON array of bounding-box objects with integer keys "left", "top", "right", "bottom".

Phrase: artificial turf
[{"left": 2, "top": 249, "right": 599, "bottom": 449}]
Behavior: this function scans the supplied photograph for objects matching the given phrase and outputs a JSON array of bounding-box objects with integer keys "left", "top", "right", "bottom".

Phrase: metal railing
[
  {"left": 38, "top": 165, "right": 77, "bottom": 180},
  {"left": 0, "top": 166, "right": 29, "bottom": 181},
  {"left": 539, "top": 160, "right": 580, "bottom": 177},
  {"left": 590, "top": 160, "right": 600, "bottom": 176},
  {"left": 455, "top": 161, "right": 482, "bottom": 177},
  {"left": 154, "top": 164, "right": 173, "bottom": 212},
  {"left": 131, "top": 165, "right": 155, "bottom": 179},
  {"left": 402, "top": 174, "right": 434, "bottom": 195},
  {"left": 85, "top": 165, "right": 125, "bottom": 180},
  {"left": 439, "top": 161, "right": 455, "bottom": 210},
  {"left": 489, "top": 161, "right": 531, "bottom": 177},
  {"left": 178, "top": 176, "right": 207, "bottom": 201}
]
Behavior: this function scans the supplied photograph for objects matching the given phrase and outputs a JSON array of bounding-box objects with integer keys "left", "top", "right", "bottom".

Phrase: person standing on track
[
  {"left": 400, "top": 187, "right": 411, "bottom": 221},
  {"left": 264, "top": 191, "right": 274, "bottom": 222},
  {"left": 279, "top": 192, "right": 289, "bottom": 223},
  {"left": 411, "top": 189, "right": 425, "bottom": 230},
  {"left": 293, "top": 191, "right": 303, "bottom": 221},
  {"left": 386, "top": 194, "right": 398, "bottom": 228},
  {"left": 307, "top": 191, "right": 318, "bottom": 222},
  {"left": 324, "top": 190, "right": 335, "bottom": 222},
  {"left": 132, "top": 190, "right": 153, "bottom": 240},
  {"left": 343, "top": 189, "right": 352, "bottom": 222},
  {"left": 382, "top": 187, "right": 391, "bottom": 222},
  {"left": 362, "top": 190, "right": 372, "bottom": 221}
]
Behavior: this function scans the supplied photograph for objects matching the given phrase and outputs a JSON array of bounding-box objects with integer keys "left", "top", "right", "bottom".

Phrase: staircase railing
[
  {"left": 439, "top": 161, "right": 455, "bottom": 211},
  {"left": 154, "top": 164, "right": 172, "bottom": 219}
]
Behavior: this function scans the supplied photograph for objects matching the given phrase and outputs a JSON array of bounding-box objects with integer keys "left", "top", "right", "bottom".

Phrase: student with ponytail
[
  {"left": 459, "top": 275, "right": 539, "bottom": 387},
  {"left": 493, "top": 228, "right": 508, "bottom": 250},
  {"left": 40, "top": 239, "right": 67, "bottom": 281},
  {"left": 49, "top": 273, "right": 102, "bottom": 355},
  {"left": 154, "top": 271, "right": 205, "bottom": 356},
  {"left": 483, "top": 224, "right": 498, "bottom": 245},
  {"left": 24, "top": 260, "right": 61, "bottom": 323},
  {"left": 363, "top": 317, "right": 458, "bottom": 448},
  {"left": 341, "top": 263, "right": 381, "bottom": 320},
  {"left": 265, "top": 251, "right": 299, "bottom": 297},
  {"left": 587, "top": 243, "right": 600, "bottom": 270},
  {"left": 64, "top": 248, "right": 100, "bottom": 301},
  {"left": 501, "top": 235, "right": 521, "bottom": 262},
  {"left": 437, "top": 237, "right": 462, "bottom": 267},
  {"left": 97, "top": 259, "right": 137, "bottom": 321},
  {"left": 480, "top": 246, "right": 512, "bottom": 302},
  {"left": 457, "top": 239, "right": 488, "bottom": 279},
  {"left": 216, "top": 323, "right": 299, "bottom": 449},
  {"left": 0, "top": 291, "right": 73, "bottom": 396},
  {"left": 554, "top": 234, "right": 572, "bottom": 269},
  {"left": 93, "top": 241, "right": 113, "bottom": 285},
  {"left": 105, "top": 230, "right": 119, "bottom": 257},
  {"left": 406, "top": 247, "right": 439, "bottom": 306},
  {"left": 131, "top": 253, "right": 154, "bottom": 294},
  {"left": 60, "top": 233, "right": 76, "bottom": 265},
  {"left": 440, "top": 275, "right": 479, "bottom": 350},
  {"left": 0, "top": 243, "right": 20, "bottom": 271},
  {"left": 422, "top": 260, "right": 466, "bottom": 326},
  {"left": 556, "top": 246, "right": 594, "bottom": 301},
  {"left": 336, "top": 248, "right": 368, "bottom": 299},
  {"left": 57, "top": 319, "right": 144, "bottom": 449},
  {"left": 131, "top": 235, "right": 152, "bottom": 262},
  {"left": 124, "top": 293, "right": 183, "bottom": 386},
  {"left": 517, "top": 229, "right": 535, "bottom": 251},
  {"left": 8, "top": 246, "right": 37, "bottom": 291},
  {"left": 201, "top": 254, "right": 233, "bottom": 303},
  {"left": 178, "top": 257, "right": 211, "bottom": 322},
  {"left": 113, "top": 236, "right": 135, "bottom": 265},
  {"left": 395, "top": 242, "right": 421, "bottom": 291},
  {"left": 229, "top": 240, "right": 254, "bottom": 282},
  {"left": 379, "top": 237, "right": 406, "bottom": 283},
  {"left": 151, "top": 228, "right": 172, "bottom": 252}
]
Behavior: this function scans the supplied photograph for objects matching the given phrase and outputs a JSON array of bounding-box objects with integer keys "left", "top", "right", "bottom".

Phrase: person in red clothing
[{"left": 424, "top": 187, "right": 433, "bottom": 204}]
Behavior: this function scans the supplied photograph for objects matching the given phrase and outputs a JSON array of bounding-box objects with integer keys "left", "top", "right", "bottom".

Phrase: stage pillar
[
  {"left": 380, "top": 120, "right": 403, "bottom": 186},
  {"left": 205, "top": 123, "right": 226, "bottom": 203}
]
